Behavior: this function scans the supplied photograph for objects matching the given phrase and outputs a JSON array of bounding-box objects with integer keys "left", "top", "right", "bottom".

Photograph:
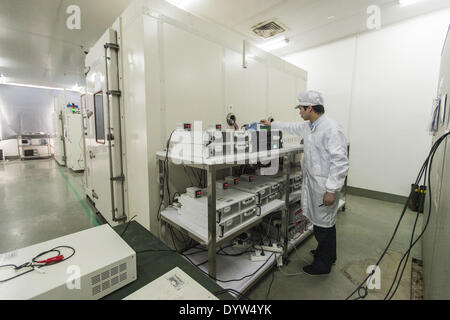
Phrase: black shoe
[
  {"left": 303, "top": 265, "right": 330, "bottom": 276},
  {"left": 310, "top": 250, "right": 336, "bottom": 265}
]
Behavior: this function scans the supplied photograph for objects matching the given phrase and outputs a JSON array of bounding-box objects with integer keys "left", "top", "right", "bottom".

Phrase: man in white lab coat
[{"left": 261, "top": 90, "right": 349, "bottom": 275}]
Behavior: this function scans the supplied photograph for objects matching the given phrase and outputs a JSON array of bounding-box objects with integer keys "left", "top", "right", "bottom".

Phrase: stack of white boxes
[
  {"left": 170, "top": 125, "right": 250, "bottom": 160},
  {"left": 231, "top": 175, "right": 281, "bottom": 206},
  {"left": 257, "top": 169, "right": 302, "bottom": 194},
  {"left": 178, "top": 187, "right": 258, "bottom": 238}
]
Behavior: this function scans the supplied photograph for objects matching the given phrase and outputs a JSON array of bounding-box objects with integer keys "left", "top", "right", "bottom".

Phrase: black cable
[
  {"left": 385, "top": 209, "right": 420, "bottom": 300},
  {"left": 266, "top": 270, "right": 275, "bottom": 300},
  {"left": 261, "top": 214, "right": 276, "bottom": 244},
  {"left": 384, "top": 195, "right": 425, "bottom": 299},
  {"left": 185, "top": 243, "right": 252, "bottom": 258},
  {"left": 386, "top": 133, "right": 448, "bottom": 300},
  {"left": 196, "top": 259, "right": 208, "bottom": 267},
  {"left": 132, "top": 236, "right": 274, "bottom": 285},
  {"left": 120, "top": 215, "right": 138, "bottom": 237},
  {"left": 0, "top": 267, "right": 35, "bottom": 283},
  {"left": 204, "top": 253, "right": 275, "bottom": 284},
  {"left": 183, "top": 166, "right": 195, "bottom": 186},
  {"left": 346, "top": 134, "right": 441, "bottom": 299},
  {"left": 385, "top": 133, "right": 449, "bottom": 299},
  {"left": 172, "top": 192, "right": 181, "bottom": 203},
  {"left": 190, "top": 167, "right": 202, "bottom": 188},
  {"left": 135, "top": 248, "right": 175, "bottom": 254},
  {"left": 214, "top": 288, "right": 252, "bottom": 300},
  {"left": 346, "top": 169, "right": 423, "bottom": 299},
  {"left": 346, "top": 131, "right": 450, "bottom": 300},
  {"left": 156, "top": 131, "right": 175, "bottom": 222},
  {"left": 164, "top": 130, "right": 176, "bottom": 206},
  {"left": 31, "top": 249, "right": 61, "bottom": 265},
  {"left": 171, "top": 225, "right": 194, "bottom": 248},
  {"left": 173, "top": 241, "right": 275, "bottom": 284},
  {"left": 182, "top": 244, "right": 208, "bottom": 255},
  {"left": 217, "top": 246, "right": 254, "bottom": 257},
  {"left": 168, "top": 225, "right": 179, "bottom": 252},
  {"left": 0, "top": 246, "right": 76, "bottom": 283}
]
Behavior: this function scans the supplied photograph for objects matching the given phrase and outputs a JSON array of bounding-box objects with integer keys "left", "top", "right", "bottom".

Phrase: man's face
[{"left": 299, "top": 105, "right": 311, "bottom": 121}]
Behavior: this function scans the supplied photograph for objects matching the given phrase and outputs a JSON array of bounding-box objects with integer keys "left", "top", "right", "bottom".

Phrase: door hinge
[
  {"left": 111, "top": 175, "right": 125, "bottom": 182},
  {"left": 106, "top": 90, "right": 122, "bottom": 97},
  {"left": 107, "top": 133, "right": 114, "bottom": 141},
  {"left": 92, "top": 190, "right": 99, "bottom": 200},
  {"left": 104, "top": 43, "right": 119, "bottom": 50}
]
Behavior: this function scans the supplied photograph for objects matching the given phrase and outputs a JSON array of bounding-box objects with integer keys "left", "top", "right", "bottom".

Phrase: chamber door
[
  {"left": 81, "top": 94, "right": 91, "bottom": 187},
  {"left": 84, "top": 28, "right": 126, "bottom": 226}
]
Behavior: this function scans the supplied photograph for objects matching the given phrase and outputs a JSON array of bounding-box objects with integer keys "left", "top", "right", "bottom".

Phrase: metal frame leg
[
  {"left": 282, "top": 154, "right": 292, "bottom": 262},
  {"left": 207, "top": 167, "right": 217, "bottom": 278},
  {"left": 158, "top": 159, "right": 166, "bottom": 239}
]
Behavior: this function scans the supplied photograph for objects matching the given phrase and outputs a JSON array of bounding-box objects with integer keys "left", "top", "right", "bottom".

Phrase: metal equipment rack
[
  {"left": 157, "top": 145, "right": 330, "bottom": 293},
  {"left": 17, "top": 133, "right": 52, "bottom": 160}
]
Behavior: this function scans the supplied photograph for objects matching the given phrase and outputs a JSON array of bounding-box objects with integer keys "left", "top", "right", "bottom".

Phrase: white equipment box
[
  {"left": 258, "top": 171, "right": 303, "bottom": 193},
  {"left": 170, "top": 129, "right": 250, "bottom": 159},
  {"left": 179, "top": 188, "right": 256, "bottom": 223},
  {"left": 178, "top": 188, "right": 257, "bottom": 238},
  {"left": 123, "top": 267, "right": 218, "bottom": 300},
  {"left": 232, "top": 177, "right": 279, "bottom": 205},
  {"left": 0, "top": 225, "right": 136, "bottom": 300}
]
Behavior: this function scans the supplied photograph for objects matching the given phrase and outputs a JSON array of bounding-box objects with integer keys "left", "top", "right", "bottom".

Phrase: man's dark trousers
[{"left": 312, "top": 225, "right": 336, "bottom": 273}]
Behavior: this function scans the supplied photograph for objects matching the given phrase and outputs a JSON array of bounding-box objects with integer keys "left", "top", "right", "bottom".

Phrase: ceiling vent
[{"left": 251, "top": 19, "right": 287, "bottom": 39}]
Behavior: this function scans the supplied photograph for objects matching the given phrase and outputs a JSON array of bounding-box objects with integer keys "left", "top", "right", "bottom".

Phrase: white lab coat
[{"left": 272, "top": 115, "right": 349, "bottom": 228}]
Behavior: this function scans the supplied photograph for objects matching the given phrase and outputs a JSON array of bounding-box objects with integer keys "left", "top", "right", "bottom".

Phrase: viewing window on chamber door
[{"left": 94, "top": 91, "right": 105, "bottom": 144}]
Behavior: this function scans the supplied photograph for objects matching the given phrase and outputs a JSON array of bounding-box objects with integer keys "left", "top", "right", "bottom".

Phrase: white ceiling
[
  {"left": 0, "top": 0, "right": 132, "bottom": 89},
  {"left": 0, "top": 0, "right": 449, "bottom": 89},
  {"left": 178, "top": 0, "right": 450, "bottom": 55}
]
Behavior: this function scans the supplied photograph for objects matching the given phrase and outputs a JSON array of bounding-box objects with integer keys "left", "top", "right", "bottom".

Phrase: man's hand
[
  {"left": 323, "top": 192, "right": 336, "bottom": 207},
  {"left": 260, "top": 120, "right": 272, "bottom": 127}
]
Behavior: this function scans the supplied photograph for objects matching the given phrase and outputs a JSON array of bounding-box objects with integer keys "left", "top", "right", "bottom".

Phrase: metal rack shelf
[
  {"left": 156, "top": 140, "right": 349, "bottom": 295},
  {"left": 19, "top": 144, "right": 49, "bottom": 147},
  {"left": 180, "top": 220, "right": 314, "bottom": 295},
  {"left": 161, "top": 199, "right": 285, "bottom": 246},
  {"left": 288, "top": 224, "right": 314, "bottom": 253},
  {"left": 157, "top": 145, "right": 305, "bottom": 279},
  {"left": 17, "top": 134, "right": 52, "bottom": 160}
]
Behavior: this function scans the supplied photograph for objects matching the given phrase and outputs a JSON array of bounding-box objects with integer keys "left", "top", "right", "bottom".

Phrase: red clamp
[{"left": 36, "top": 255, "right": 64, "bottom": 264}]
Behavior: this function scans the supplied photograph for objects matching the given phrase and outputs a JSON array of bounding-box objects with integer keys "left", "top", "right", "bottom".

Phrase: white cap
[{"left": 295, "top": 90, "right": 324, "bottom": 108}]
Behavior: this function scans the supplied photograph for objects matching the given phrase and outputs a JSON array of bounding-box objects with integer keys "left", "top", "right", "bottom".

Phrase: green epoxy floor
[
  {"left": 0, "top": 159, "right": 100, "bottom": 253},
  {"left": 0, "top": 158, "right": 423, "bottom": 300}
]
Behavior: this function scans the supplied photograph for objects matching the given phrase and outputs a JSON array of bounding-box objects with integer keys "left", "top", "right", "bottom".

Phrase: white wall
[
  {"left": 0, "top": 85, "right": 57, "bottom": 138},
  {"left": 284, "top": 9, "right": 450, "bottom": 197}
]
